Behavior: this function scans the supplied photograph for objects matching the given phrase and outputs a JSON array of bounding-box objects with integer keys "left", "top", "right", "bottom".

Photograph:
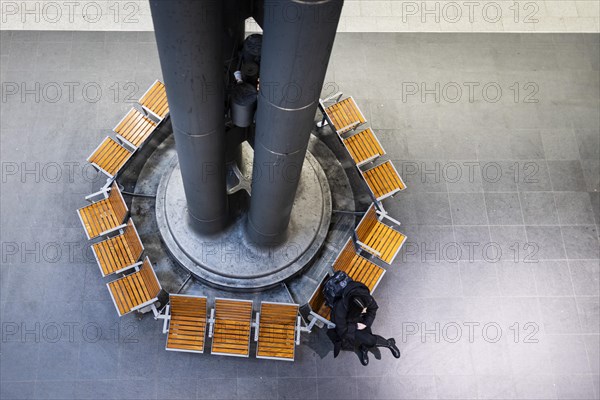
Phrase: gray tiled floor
[{"left": 0, "top": 31, "right": 599, "bottom": 400}]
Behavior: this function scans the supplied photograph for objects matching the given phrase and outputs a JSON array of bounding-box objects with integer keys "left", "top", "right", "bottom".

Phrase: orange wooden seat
[
  {"left": 210, "top": 298, "right": 253, "bottom": 357},
  {"left": 166, "top": 295, "right": 207, "bottom": 353},
  {"left": 343, "top": 128, "right": 386, "bottom": 166},
  {"left": 139, "top": 80, "right": 169, "bottom": 120},
  {"left": 322, "top": 96, "right": 366, "bottom": 135},
  {"left": 87, "top": 137, "right": 133, "bottom": 179},
  {"left": 355, "top": 204, "right": 407, "bottom": 265},
  {"left": 114, "top": 108, "right": 157, "bottom": 149},
  {"left": 91, "top": 219, "right": 143, "bottom": 277},
  {"left": 306, "top": 273, "right": 334, "bottom": 330},
  {"left": 256, "top": 302, "right": 299, "bottom": 361},
  {"left": 107, "top": 257, "right": 162, "bottom": 317},
  {"left": 361, "top": 160, "right": 406, "bottom": 201},
  {"left": 333, "top": 238, "right": 385, "bottom": 293},
  {"left": 77, "top": 183, "right": 128, "bottom": 240}
]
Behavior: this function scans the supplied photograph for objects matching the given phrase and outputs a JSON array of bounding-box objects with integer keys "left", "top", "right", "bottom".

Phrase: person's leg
[
  {"left": 374, "top": 334, "right": 401, "bottom": 358},
  {"left": 355, "top": 329, "right": 377, "bottom": 348},
  {"left": 354, "top": 329, "right": 377, "bottom": 366}
]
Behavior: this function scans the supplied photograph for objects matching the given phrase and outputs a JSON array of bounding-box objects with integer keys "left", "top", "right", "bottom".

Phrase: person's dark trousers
[
  {"left": 354, "top": 327, "right": 401, "bottom": 361},
  {"left": 354, "top": 327, "right": 378, "bottom": 347}
]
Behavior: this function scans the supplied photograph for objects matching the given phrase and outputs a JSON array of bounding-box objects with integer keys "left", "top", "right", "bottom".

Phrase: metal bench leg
[{"left": 316, "top": 114, "right": 328, "bottom": 128}]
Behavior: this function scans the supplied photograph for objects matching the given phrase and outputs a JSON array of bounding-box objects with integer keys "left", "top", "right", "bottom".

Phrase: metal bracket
[
  {"left": 295, "top": 316, "right": 304, "bottom": 345},
  {"left": 308, "top": 311, "right": 336, "bottom": 330},
  {"left": 208, "top": 309, "right": 215, "bottom": 338},
  {"left": 376, "top": 209, "right": 402, "bottom": 227},
  {"left": 356, "top": 240, "right": 382, "bottom": 258},
  {"left": 158, "top": 304, "right": 171, "bottom": 334},
  {"left": 252, "top": 312, "right": 260, "bottom": 342},
  {"left": 113, "top": 261, "right": 142, "bottom": 276},
  {"left": 84, "top": 188, "right": 109, "bottom": 203},
  {"left": 322, "top": 91, "right": 343, "bottom": 103}
]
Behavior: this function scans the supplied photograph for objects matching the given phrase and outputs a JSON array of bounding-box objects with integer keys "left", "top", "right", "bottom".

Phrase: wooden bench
[
  {"left": 77, "top": 183, "right": 129, "bottom": 240},
  {"left": 306, "top": 273, "right": 335, "bottom": 330},
  {"left": 319, "top": 94, "right": 366, "bottom": 135},
  {"left": 360, "top": 160, "right": 406, "bottom": 202},
  {"left": 343, "top": 128, "right": 386, "bottom": 167},
  {"left": 107, "top": 257, "right": 162, "bottom": 317},
  {"left": 91, "top": 219, "right": 143, "bottom": 277},
  {"left": 255, "top": 302, "right": 300, "bottom": 361},
  {"left": 87, "top": 136, "right": 133, "bottom": 180},
  {"left": 139, "top": 80, "right": 169, "bottom": 121},
  {"left": 165, "top": 295, "right": 207, "bottom": 354},
  {"left": 333, "top": 238, "right": 385, "bottom": 293},
  {"left": 114, "top": 108, "right": 158, "bottom": 150},
  {"left": 355, "top": 204, "right": 407, "bottom": 265},
  {"left": 209, "top": 298, "right": 253, "bottom": 357}
]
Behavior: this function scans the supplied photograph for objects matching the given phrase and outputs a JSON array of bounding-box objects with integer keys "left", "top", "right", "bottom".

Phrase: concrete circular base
[{"left": 155, "top": 142, "right": 332, "bottom": 291}]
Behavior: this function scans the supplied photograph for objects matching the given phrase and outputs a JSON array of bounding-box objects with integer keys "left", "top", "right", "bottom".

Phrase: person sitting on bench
[{"left": 327, "top": 279, "right": 400, "bottom": 366}]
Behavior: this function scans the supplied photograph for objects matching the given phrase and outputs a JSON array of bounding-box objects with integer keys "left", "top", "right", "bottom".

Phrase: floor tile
[
  {"left": 520, "top": 192, "right": 559, "bottom": 225},
  {"left": 449, "top": 193, "right": 488, "bottom": 225},
  {"left": 547, "top": 160, "right": 587, "bottom": 192},
  {"left": 554, "top": 192, "right": 596, "bottom": 225},
  {"left": 561, "top": 226, "right": 600, "bottom": 259},
  {"left": 525, "top": 226, "right": 566, "bottom": 260},
  {"left": 569, "top": 260, "right": 600, "bottom": 296},
  {"left": 539, "top": 298, "right": 581, "bottom": 334},
  {"left": 533, "top": 260, "right": 574, "bottom": 296},
  {"left": 485, "top": 192, "right": 524, "bottom": 225}
]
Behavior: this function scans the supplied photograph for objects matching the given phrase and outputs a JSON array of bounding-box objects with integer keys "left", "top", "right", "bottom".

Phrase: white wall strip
[{"left": 0, "top": 0, "right": 598, "bottom": 32}]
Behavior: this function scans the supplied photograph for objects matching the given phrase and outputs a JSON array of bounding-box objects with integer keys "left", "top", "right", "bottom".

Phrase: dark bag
[{"left": 323, "top": 271, "right": 352, "bottom": 308}]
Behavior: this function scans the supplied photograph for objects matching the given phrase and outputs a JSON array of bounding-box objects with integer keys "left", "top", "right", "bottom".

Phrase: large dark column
[
  {"left": 247, "top": 0, "right": 343, "bottom": 245},
  {"left": 149, "top": 0, "right": 228, "bottom": 234}
]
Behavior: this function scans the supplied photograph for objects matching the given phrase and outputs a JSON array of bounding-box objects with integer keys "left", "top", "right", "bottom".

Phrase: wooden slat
[
  {"left": 78, "top": 186, "right": 127, "bottom": 240},
  {"left": 257, "top": 303, "right": 298, "bottom": 360},
  {"left": 363, "top": 161, "right": 405, "bottom": 199},
  {"left": 211, "top": 299, "right": 253, "bottom": 357},
  {"left": 333, "top": 238, "right": 384, "bottom": 292},
  {"left": 115, "top": 108, "right": 157, "bottom": 148},
  {"left": 325, "top": 97, "right": 365, "bottom": 134},
  {"left": 139, "top": 258, "right": 161, "bottom": 298},
  {"left": 343, "top": 128, "right": 385, "bottom": 165},
  {"left": 139, "top": 81, "right": 169, "bottom": 119},
  {"left": 108, "top": 183, "right": 128, "bottom": 223},
  {"left": 167, "top": 295, "right": 207, "bottom": 353},
  {"left": 355, "top": 205, "right": 407, "bottom": 264},
  {"left": 107, "top": 258, "right": 159, "bottom": 316},
  {"left": 88, "top": 137, "right": 132, "bottom": 177},
  {"left": 308, "top": 275, "right": 331, "bottom": 322},
  {"left": 92, "top": 219, "right": 142, "bottom": 276}
]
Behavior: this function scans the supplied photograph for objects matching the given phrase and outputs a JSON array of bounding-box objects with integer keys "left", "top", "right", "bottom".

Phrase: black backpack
[{"left": 323, "top": 271, "right": 353, "bottom": 308}]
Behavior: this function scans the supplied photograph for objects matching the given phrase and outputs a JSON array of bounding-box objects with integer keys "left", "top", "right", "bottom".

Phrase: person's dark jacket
[{"left": 326, "top": 281, "right": 378, "bottom": 357}]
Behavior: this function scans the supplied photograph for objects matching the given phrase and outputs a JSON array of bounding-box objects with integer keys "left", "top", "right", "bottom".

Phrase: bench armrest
[
  {"left": 114, "top": 261, "right": 142, "bottom": 276},
  {"left": 322, "top": 91, "right": 343, "bottom": 104},
  {"left": 115, "top": 134, "right": 138, "bottom": 152},
  {"left": 308, "top": 311, "right": 336, "bottom": 330},
  {"left": 295, "top": 316, "right": 302, "bottom": 345},
  {"left": 376, "top": 209, "right": 402, "bottom": 227},
  {"left": 99, "top": 223, "right": 128, "bottom": 240},
  {"left": 141, "top": 105, "right": 163, "bottom": 123},
  {"left": 160, "top": 305, "right": 171, "bottom": 334},
  {"left": 85, "top": 188, "right": 109, "bottom": 203},
  {"left": 356, "top": 240, "right": 382, "bottom": 258},
  {"left": 131, "top": 298, "right": 158, "bottom": 313}
]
